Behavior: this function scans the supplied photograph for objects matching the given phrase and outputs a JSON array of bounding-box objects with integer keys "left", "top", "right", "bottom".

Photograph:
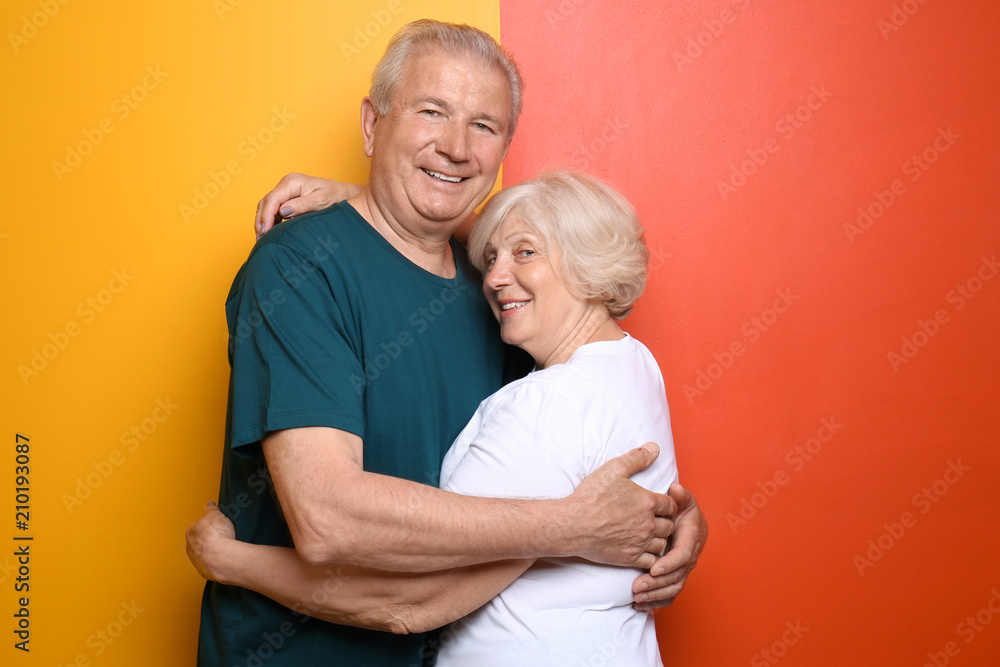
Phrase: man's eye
[{"left": 474, "top": 122, "right": 494, "bottom": 133}]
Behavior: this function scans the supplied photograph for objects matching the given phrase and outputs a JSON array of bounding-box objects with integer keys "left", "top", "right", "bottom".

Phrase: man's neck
[{"left": 348, "top": 188, "right": 458, "bottom": 279}]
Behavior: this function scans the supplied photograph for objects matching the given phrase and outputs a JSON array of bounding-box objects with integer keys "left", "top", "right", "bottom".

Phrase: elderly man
[{"left": 196, "top": 19, "right": 705, "bottom": 666}]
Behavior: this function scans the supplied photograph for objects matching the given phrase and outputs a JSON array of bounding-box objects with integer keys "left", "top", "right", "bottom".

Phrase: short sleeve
[
  {"left": 441, "top": 381, "right": 595, "bottom": 500},
  {"left": 226, "top": 243, "right": 365, "bottom": 449}
]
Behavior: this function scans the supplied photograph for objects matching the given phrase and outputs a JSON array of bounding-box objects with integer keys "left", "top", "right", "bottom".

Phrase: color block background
[{"left": 2, "top": 0, "right": 998, "bottom": 664}]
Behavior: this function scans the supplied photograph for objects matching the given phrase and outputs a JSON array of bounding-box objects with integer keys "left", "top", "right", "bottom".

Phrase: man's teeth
[
  {"left": 501, "top": 301, "right": 528, "bottom": 311},
  {"left": 424, "top": 169, "right": 463, "bottom": 183}
]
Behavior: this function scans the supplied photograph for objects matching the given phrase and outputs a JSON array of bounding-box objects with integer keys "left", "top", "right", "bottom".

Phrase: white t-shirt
[{"left": 437, "top": 334, "right": 677, "bottom": 667}]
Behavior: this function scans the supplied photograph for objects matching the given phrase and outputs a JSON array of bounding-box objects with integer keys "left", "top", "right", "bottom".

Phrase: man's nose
[{"left": 436, "top": 121, "right": 470, "bottom": 162}]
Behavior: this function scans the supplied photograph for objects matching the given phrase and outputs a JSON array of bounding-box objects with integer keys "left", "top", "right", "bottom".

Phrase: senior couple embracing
[{"left": 187, "top": 19, "right": 707, "bottom": 667}]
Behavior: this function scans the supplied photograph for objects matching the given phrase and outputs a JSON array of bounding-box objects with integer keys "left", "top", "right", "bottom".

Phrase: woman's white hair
[
  {"left": 469, "top": 171, "right": 650, "bottom": 320},
  {"left": 370, "top": 19, "right": 524, "bottom": 138}
]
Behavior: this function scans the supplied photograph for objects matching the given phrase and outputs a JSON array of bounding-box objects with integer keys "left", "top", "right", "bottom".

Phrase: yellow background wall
[{"left": 1, "top": 1, "right": 499, "bottom": 663}]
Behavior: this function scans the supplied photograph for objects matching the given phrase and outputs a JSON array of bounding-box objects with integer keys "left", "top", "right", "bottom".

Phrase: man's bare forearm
[
  {"left": 265, "top": 428, "right": 671, "bottom": 571},
  {"left": 286, "top": 464, "right": 575, "bottom": 570}
]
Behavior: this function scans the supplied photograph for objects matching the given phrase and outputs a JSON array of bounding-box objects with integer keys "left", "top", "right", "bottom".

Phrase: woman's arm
[
  {"left": 186, "top": 504, "right": 533, "bottom": 634},
  {"left": 254, "top": 173, "right": 363, "bottom": 238}
]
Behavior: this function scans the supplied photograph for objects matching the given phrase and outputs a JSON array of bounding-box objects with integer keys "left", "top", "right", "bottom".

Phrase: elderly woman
[{"left": 188, "top": 171, "right": 677, "bottom": 666}]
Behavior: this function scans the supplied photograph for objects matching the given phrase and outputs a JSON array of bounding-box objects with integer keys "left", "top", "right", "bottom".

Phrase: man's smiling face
[{"left": 365, "top": 50, "right": 512, "bottom": 232}]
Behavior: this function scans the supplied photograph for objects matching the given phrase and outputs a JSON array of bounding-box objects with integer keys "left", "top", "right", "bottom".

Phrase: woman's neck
[{"left": 536, "top": 309, "right": 624, "bottom": 370}]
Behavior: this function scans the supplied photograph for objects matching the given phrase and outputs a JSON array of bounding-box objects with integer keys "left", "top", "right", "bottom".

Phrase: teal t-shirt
[{"left": 198, "top": 202, "right": 506, "bottom": 666}]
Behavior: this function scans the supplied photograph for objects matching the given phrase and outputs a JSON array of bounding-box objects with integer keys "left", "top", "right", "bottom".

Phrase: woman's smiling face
[{"left": 482, "top": 214, "right": 603, "bottom": 368}]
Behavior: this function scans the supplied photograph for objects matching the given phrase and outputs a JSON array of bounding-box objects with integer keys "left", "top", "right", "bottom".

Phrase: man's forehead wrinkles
[{"left": 413, "top": 95, "right": 449, "bottom": 109}]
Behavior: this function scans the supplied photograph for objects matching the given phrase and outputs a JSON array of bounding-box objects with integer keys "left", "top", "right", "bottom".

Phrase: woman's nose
[{"left": 485, "top": 256, "right": 511, "bottom": 290}]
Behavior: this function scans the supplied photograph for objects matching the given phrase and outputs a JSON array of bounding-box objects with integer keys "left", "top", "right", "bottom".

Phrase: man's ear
[{"left": 361, "top": 97, "right": 378, "bottom": 158}]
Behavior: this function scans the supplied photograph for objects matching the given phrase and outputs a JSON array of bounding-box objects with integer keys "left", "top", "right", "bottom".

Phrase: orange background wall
[{"left": 499, "top": 1, "right": 999, "bottom": 664}]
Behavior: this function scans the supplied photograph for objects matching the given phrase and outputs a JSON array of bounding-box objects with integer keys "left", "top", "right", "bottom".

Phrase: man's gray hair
[{"left": 370, "top": 19, "right": 525, "bottom": 138}]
